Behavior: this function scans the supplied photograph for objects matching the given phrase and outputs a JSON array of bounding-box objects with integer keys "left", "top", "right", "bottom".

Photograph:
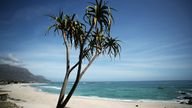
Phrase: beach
[{"left": 0, "top": 83, "right": 191, "bottom": 108}]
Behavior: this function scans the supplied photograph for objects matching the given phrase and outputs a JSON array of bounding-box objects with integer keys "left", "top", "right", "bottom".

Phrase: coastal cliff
[{"left": 0, "top": 64, "right": 50, "bottom": 83}]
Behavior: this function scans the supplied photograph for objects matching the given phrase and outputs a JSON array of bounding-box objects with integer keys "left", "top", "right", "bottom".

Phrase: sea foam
[{"left": 40, "top": 86, "right": 61, "bottom": 90}]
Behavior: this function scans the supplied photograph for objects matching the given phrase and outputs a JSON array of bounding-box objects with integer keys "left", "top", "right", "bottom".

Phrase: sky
[{"left": 0, "top": 0, "right": 192, "bottom": 81}]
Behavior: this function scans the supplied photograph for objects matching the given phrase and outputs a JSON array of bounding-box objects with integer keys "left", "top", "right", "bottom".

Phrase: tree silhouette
[{"left": 47, "top": 0, "right": 121, "bottom": 107}]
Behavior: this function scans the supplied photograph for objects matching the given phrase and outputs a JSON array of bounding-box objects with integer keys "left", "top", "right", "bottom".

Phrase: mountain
[{"left": 0, "top": 64, "right": 50, "bottom": 83}]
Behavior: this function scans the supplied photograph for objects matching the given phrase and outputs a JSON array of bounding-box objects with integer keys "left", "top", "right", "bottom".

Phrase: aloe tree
[{"left": 47, "top": 0, "right": 121, "bottom": 108}]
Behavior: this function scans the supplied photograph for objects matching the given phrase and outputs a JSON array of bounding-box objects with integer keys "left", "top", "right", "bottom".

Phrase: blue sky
[{"left": 0, "top": 0, "right": 192, "bottom": 81}]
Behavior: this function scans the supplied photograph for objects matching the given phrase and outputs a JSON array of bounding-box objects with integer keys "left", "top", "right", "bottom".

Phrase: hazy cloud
[{"left": 0, "top": 53, "right": 23, "bottom": 66}]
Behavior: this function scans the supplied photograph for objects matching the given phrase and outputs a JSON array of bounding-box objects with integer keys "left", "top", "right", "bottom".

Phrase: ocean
[{"left": 31, "top": 80, "right": 192, "bottom": 101}]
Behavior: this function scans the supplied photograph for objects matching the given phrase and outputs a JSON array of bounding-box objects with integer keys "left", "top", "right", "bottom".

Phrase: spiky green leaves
[
  {"left": 85, "top": 29, "right": 121, "bottom": 60},
  {"left": 103, "top": 36, "right": 121, "bottom": 58},
  {"left": 48, "top": 12, "right": 85, "bottom": 48},
  {"left": 84, "top": 0, "right": 114, "bottom": 34}
]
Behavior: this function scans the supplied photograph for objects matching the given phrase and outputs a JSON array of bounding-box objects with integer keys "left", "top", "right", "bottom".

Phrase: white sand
[{"left": 0, "top": 84, "right": 191, "bottom": 108}]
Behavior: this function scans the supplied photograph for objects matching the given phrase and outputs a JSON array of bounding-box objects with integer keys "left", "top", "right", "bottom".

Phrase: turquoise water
[{"left": 32, "top": 81, "right": 192, "bottom": 101}]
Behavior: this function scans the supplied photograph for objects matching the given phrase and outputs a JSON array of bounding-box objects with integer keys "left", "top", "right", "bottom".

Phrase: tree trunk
[
  {"left": 60, "top": 53, "right": 98, "bottom": 107},
  {"left": 61, "top": 44, "right": 84, "bottom": 108},
  {"left": 61, "top": 74, "right": 80, "bottom": 107},
  {"left": 56, "top": 32, "right": 70, "bottom": 108},
  {"left": 56, "top": 73, "right": 69, "bottom": 108}
]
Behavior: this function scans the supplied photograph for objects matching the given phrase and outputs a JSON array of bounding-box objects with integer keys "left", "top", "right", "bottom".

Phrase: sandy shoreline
[{"left": 0, "top": 83, "right": 191, "bottom": 108}]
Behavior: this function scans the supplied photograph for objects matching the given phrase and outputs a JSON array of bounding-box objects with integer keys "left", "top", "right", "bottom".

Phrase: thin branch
[
  {"left": 83, "top": 24, "right": 94, "bottom": 45},
  {"left": 79, "top": 52, "right": 99, "bottom": 79},
  {"left": 63, "top": 32, "right": 70, "bottom": 72},
  {"left": 68, "top": 48, "right": 91, "bottom": 74},
  {"left": 69, "top": 62, "right": 79, "bottom": 73}
]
